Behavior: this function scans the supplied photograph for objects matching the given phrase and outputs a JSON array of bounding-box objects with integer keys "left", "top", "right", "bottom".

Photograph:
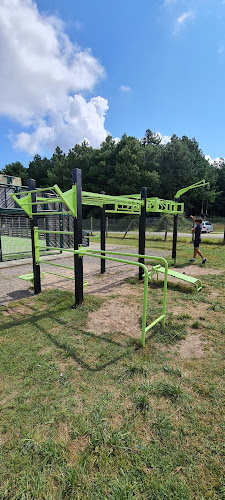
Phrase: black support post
[
  {"left": 73, "top": 168, "right": 83, "bottom": 306},
  {"left": 172, "top": 200, "right": 179, "bottom": 263},
  {"left": 100, "top": 205, "right": 106, "bottom": 274},
  {"left": 0, "top": 232, "right": 2, "bottom": 262},
  {"left": 28, "top": 178, "right": 41, "bottom": 294},
  {"left": 139, "top": 187, "right": 147, "bottom": 280}
]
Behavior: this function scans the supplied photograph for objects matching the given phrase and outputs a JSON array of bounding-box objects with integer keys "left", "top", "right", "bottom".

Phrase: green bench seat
[{"left": 150, "top": 265, "right": 202, "bottom": 293}]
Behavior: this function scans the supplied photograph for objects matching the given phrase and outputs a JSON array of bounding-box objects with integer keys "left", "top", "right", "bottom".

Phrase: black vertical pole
[
  {"left": 73, "top": 168, "right": 83, "bottom": 306},
  {"left": 139, "top": 187, "right": 147, "bottom": 280},
  {"left": 172, "top": 199, "right": 178, "bottom": 263},
  {"left": 0, "top": 230, "right": 2, "bottom": 262},
  {"left": 28, "top": 178, "right": 41, "bottom": 294},
  {"left": 100, "top": 205, "right": 106, "bottom": 274},
  {"left": 59, "top": 208, "right": 63, "bottom": 253}
]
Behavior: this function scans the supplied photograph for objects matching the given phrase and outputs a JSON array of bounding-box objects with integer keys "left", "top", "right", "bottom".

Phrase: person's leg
[
  {"left": 196, "top": 248, "right": 204, "bottom": 259},
  {"left": 193, "top": 247, "right": 198, "bottom": 258}
]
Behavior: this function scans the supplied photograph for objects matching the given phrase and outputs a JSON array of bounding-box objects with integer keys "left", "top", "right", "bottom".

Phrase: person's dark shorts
[{"left": 194, "top": 238, "right": 201, "bottom": 248}]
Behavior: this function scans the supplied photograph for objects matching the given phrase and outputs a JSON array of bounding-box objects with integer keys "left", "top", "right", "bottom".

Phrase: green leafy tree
[{"left": 27, "top": 155, "right": 51, "bottom": 187}]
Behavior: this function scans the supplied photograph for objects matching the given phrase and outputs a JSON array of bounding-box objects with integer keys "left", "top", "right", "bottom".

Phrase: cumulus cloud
[
  {"left": 156, "top": 132, "right": 171, "bottom": 145},
  {"left": 0, "top": 0, "right": 109, "bottom": 154},
  {"left": 205, "top": 155, "right": 224, "bottom": 166},
  {"left": 120, "top": 85, "right": 131, "bottom": 92}
]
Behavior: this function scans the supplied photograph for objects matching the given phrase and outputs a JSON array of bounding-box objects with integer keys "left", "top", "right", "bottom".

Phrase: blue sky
[{"left": 0, "top": 0, "right": 225, "bottom": 169}]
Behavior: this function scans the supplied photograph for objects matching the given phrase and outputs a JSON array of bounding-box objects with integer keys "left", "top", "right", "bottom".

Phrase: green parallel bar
[
  {"left": 44, "top": 271, "right": 75, "bottom": 280},
  {"left": 38, "top": 229, "right": 73, "bottom": 235},
  {"left": 35, "top": 244, "right": 168, "bottom": 346},
  {"left": 39, "top": 260, "right": 74, "bottom": 270},
  {"left": 76, "top": 247, "right": 168, "bottom": 346}
]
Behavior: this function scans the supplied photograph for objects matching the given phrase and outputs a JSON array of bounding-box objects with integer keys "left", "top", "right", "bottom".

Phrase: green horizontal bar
[
  {"left": 31, "top": 198, "right": 61, "bottom": 205},
  {"left": 145, "top": 314, "right": 165, "bottom": 333},
  {"left": 106, "top": 210, "right": 140, "bottom": 214},
  {"left": 17, "top": 186, "right": 57, "bottom": 196},
  {"left": 34, "top": 211, "right": 71, "bottom": 215},
  {"left": 37, "top": 229, "right": 73, "bottom": 235},
  {"left": 44, "top": 271, "right": 75, "bottom": 280},
  {"left": 40, "top": 260, "right": 74, "bottom": 270}
]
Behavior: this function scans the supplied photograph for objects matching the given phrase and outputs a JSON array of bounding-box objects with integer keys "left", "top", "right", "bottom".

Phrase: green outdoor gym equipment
[{"left": 10, "top": 170, "right": 207, "bottom": 345}]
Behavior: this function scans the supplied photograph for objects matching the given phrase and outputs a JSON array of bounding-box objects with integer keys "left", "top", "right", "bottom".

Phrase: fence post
[
  {"left": 100, "top": 205, "right": 106, "bottom": 274},
  {"left": 73, "top": 168, "right": 83, "bottom": 306},
  {"left": 59, "top": 209, "right": 63, "bottom": 253},
  {"left": 28, "top": 178, "right": 41, "bottom": 294},
  {"left": 139, "top": 187, "right": 147, "bottom": 280}
]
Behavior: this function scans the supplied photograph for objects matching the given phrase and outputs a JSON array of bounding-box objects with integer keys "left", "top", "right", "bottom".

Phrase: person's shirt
[{"left": 194, "top": 225, "right": 201, "bottom": 240}]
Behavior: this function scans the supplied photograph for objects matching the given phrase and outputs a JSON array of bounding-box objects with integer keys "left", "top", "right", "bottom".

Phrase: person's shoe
[
  {"left": 202, "top": 258, "right": 207, "bottom": 264},
  {"left": 189, "top": 258, "right": 195, "bottom": 262}
]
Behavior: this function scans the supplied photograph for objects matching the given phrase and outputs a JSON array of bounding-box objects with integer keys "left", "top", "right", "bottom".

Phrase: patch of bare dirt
[
  {"left": 208, "top": 290, "right": 220, "bottom": 299},
  {"left": 87, "top": 296, "right": 142, "bottom": 338},
  {"left": 68, "top": 436, "right": 89, "bottom": 465},
  {"left": 175, "top": 266, "right": 221, "bottom": 277},
  {"left": 172, "top": 303, "right": 208, "bottom": 317},
  {"left": 172, "top": 333, "right": 206, "bottom": 359},
  {"left": 55, "top": 422, "right": 72, "bottom": 445}
]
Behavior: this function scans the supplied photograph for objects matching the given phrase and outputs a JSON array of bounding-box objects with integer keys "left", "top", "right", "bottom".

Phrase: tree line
[{"left": 1, "top": 130, "right": 225, "bottom": 216}]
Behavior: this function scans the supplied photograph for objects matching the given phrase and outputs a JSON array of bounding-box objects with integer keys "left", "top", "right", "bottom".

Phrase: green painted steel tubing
[
  {"left": 18, "top": 186, "right": 57, "bottom": 196},
  {"left": 38, "top": 230, "right": 73, "bottom": 235},
  {"left": 40, "top": 260, "right": 74, "bottom": 271},
  {"left": 145, "top": 314, "right": 165, "bottom": 333},
  {"left": 76, "top": 247, "right": 168, "bottom": 346},
  {"left": 35, "top": 241, "right": 168, "bottom": 346},
  {"left": 45, "top": 271, "right": 75, "bottom": 280}
]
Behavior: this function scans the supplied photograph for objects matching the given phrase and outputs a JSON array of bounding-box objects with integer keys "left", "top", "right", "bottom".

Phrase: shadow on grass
[
  {"left": 0, "top": 296, "right": 138, "bottom": 372},
  {"left": 149, "top": 280, "right": 196, "bottom": 295}
]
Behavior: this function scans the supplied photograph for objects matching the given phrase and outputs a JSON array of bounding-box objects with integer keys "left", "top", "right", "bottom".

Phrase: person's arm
[{"left": 190, "top": 215, "right": 196, "bottom": 233}]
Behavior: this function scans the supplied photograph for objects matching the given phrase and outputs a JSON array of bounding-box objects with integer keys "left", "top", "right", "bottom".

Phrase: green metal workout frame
[
  {"left": 10, "top": 170, "right": 208, "bottom": 344},
  {"left": 10, "top": 168, "right": 171, "bottom": 346}
]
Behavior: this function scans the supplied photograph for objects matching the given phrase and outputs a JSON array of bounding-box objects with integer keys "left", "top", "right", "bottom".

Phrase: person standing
[{"left": 189, "top": 215, "right": 207, "bottom": 264}]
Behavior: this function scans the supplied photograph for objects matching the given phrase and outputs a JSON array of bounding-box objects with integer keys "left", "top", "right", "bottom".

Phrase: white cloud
[
  {"left": 205, "top": 155, "right": 224, "bottom": 166},
  {"left": 120, "top": 85, "right": 131, "bottom": 92},
  {"left": 156, "top": 132, "right": 171, "bottom": 145},
  {"left": 173, "top": 10, "right": 195, "bottom": 34},
  {"left": 0, "top": 0, "right": 109, "bottom": 154},
  {"left": 177, "top": 11, "right": 194, "bottom": 25}
]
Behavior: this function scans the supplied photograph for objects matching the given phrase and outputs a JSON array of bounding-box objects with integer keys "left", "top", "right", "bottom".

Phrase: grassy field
[
  {"left": 0, "top": 238, "right": 225, "bottom": 499},
  {"left": 0, "top": 235, "right": 57, "bottom": 261}
]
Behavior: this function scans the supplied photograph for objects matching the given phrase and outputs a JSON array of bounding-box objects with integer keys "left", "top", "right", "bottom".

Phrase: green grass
[
  {"left": 1, "top": 235, "right": 58, "bottom": 260},
  {"left": 0, "top": 240, "right": 225, "bottom": 499}
]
